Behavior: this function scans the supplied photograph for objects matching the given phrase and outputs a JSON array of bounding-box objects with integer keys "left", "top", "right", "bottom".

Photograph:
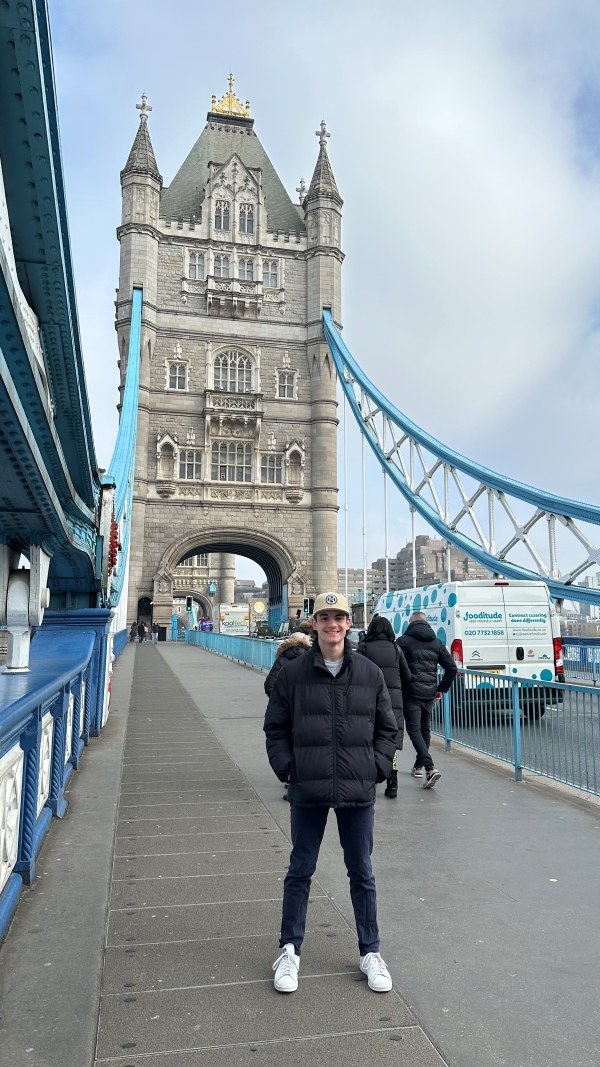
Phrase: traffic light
[
  {"left": 186, "top": 595, "right": 193, "bottom": 611},
  {"left": 303, "top": 597, "right": 314, "bottom": 617}
]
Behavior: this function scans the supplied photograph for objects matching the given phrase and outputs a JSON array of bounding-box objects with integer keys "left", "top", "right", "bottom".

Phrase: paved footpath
[
  {"left": 95, "top": 644, "right": 444, "bottom": 1066},
  {"left": 2, "top": 642, "right": 599, "bottom": 1067}
]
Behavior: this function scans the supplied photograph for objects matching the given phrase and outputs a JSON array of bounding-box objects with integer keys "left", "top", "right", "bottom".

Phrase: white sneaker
[
  {"left": 273, "top": 943, "right": 300, "bottom": 993},
  {"left": 360, "top": 951, "right": 393, "bottom": 992}
]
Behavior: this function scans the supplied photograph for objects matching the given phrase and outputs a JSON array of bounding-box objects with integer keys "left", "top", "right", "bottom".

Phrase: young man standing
[
  {"left": 264, "top": 592, "right": 398, "bottom": 995},
  {"left": 397, "top": 611, "right": 457, "bottom": 788}
]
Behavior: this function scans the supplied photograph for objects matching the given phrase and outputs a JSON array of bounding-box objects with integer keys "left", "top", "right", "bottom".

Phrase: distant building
[
  {"left": 337, "top": 568, "right": 386, "bottom": 606},
  {"left": 577, "top": 573, "right": 600, "bottom": 620},
  {"left": 372, "top": 536, "right": 488, "bottom": 591}
]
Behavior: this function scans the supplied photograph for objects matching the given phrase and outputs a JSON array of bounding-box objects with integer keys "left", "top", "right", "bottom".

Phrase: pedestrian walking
[
  {"left": 396, "top": 611, "right": 457, "bottom": 788},
  {"left": 129, "top": 622, "right": 137, "bottom": 643},
  {"left": 137, "top": 621, "right": 146, "bottom": 642},
  {"left": 264, "top": 592, "right": 398, "bottom": 995},
  {"left": 264, "top": 631, "right": 313, "bottom": 802},
  {"left": 151, "top": 621, "right": 160, "bottom": 645},
  {"left": 356, "top": 615, "right": 411, "bottom": 798}
]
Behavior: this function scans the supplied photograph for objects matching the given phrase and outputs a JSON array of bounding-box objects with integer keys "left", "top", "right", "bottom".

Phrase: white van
[{"left": 373, "top": 579, "right": 564, "bottom": 685}]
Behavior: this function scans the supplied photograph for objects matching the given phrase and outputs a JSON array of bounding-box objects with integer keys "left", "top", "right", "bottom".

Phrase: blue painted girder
[{"left": 323, "top": 310, "right": 600, "bottom": 607}]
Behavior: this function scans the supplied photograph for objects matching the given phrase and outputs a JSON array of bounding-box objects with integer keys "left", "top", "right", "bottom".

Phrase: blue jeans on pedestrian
[{"left": 280, "top": 804, "right": 379, "bottom": 957}]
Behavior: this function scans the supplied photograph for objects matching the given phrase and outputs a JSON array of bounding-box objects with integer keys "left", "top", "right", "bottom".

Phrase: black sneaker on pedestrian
[
  {"left": 410, "top": 764, "right": 423, "bottom": 778},
  {"left": 384, "top": 770, "right": 398, "bottom": 798},
  {"left": 423, "top": 768, "right": 441, "bottom": 789}
]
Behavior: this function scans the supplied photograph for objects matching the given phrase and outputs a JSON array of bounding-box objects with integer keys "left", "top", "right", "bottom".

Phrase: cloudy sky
[{"left": 49, "top": 0, "right": 600, "bottom": 583}]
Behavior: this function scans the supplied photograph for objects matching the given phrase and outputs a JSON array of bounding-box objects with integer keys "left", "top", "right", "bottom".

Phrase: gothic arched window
[
  {"left": 213, "top": 350, "right": 252, "bottom": 393},
  {"left": 211, "top": 442, "right": 252, "bottom": 482},
  {"left": 239, "top": 258, "right": 254, "bottom": 281},
  {"left": 189, "top": 252, "right": 205, "bottom": 280},
  {"left": 215, "top": 201, "right": 230, "bottom": 231},
  {"left": 261, "top": 454, "right": 283, "bottom": 484},
  {"left": 168, "top": 362, "right": 187, "bottom": 390},
  {"left": 178, "top": 450, "right": 202, "bottom": 480},
  {"left": 262, "top": 260, "right": 278, "bottom": 287},
  {"left": 239, "top": 204, "right": 254, "bottom": 234},
  {"left": 214, "top": 255, "right": 230, "bottom": 279},
  {"left": 278, "top": 372, "right": 295, "bottom": 398}
]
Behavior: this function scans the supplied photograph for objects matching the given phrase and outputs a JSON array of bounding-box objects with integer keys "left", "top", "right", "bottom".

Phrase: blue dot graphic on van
[
  {"left": 386, "top": 593, "right": 394, "bottom": 610},
  {"left": 448, "top": 593, "right": 457, "bottom": 607},
  {"left": 405, "top": 607, "right": 410, "bottom": 616},
  {"left": 437, "top": 627, "right": 447, "bottom": 644},
  {"left": 398, "top": 595, "right": 403, "bottom": 607},
  {"left": 540, "top": 669, "right": 553, "bottom": 681},
  {"left": 438, "top": 583, "right": 444, "bottom": 589},
  {"left": 413, "top": 594, "right": 421, "bottom": 611},
  {"left": 441, "top": 608, "right": 447, "bottom": 622},
  {"left": 393, "top": 613, "right": 401, "bottom": 634},
  {"left": 423, "top": 596, "right": 429, "bottom": 607},
  {"left": 431, "top": 589, "right": 437, "bottom": 603},
  {"left": 531, "top": 674, "right": 537, "bottom": 680},
  {"left": 402, "top": 622, "right": 409, "bottom": 634},
  {"left": 512, "top": 668, "right": 518, "bottom": 673},
  {"left": 423, "top": 585, "right": 428, "bottom": 591}
]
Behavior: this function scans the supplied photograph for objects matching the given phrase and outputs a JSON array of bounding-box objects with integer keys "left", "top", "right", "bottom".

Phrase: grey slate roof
[
  {"left": 122, "top": 118, "right": 162, "bottom": 184},
  {"left": 160, "top": 118, "right": 304, "bottom": 232},
  {"left": 306, "top": 141, "right": 342, "bottom": 204}
]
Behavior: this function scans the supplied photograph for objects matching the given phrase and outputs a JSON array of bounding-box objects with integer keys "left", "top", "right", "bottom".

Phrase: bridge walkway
[{"left": 1, "top": 643, "right": 600, "bottom": 1067}]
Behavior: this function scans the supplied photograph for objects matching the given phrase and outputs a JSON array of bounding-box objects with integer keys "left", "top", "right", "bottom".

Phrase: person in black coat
[
  {"left": 264, "top": 591, "right": 398, "bottom": 995},
  {"left": 357, "top": 615, "right": 411, "bottom": 798},
  {"left": 396, "top": 612, "right": 457, "bottom": 789},
  {"left": 264, "top": 632, "right": 313, "bottom": 697}
]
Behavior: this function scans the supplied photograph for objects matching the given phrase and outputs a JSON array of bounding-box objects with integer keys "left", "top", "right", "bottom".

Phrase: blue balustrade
[
  {"left": 562, "top": 637, "right": 600, "bottom": 686},
  {"left": 433, "top": 668, "right": 600, "bottom": 795},
  {"left": 186, "top": 629, "right": 277, "bottom": 672},
  {"left": 0, "top": 616, "right": 128, "bottom": 941}
]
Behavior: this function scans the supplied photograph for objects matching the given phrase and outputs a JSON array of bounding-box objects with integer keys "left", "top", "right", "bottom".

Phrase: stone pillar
[
  {"left": 304, "top": 126, "right": 343, "bottom": 593},
  {"left": 218, "top": 553, "right": 235, "bottom": 605}
]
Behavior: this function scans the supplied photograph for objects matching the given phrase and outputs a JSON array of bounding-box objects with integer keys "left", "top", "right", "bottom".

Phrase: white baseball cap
[{"left": 312, "top": 592, "right": 351, "bottom": 616}]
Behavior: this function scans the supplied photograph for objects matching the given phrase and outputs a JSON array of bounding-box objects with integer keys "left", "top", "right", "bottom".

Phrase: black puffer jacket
[
  {"left": 264, "top": 633, "right": 312, "bottom": 697},
  {"left": 264, "top": 638, "right": 398, "bottom": 808},
  {"left": 397, "top": 621, "right": 457, "bottom": 701},
  {"left": 356, "top": 637, "right": 411, "bottom": 748}
]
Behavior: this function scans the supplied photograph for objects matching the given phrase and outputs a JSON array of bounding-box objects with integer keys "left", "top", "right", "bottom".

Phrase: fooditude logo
[{"left": 464, "top": 611, "right": 503, "bottom": 621}]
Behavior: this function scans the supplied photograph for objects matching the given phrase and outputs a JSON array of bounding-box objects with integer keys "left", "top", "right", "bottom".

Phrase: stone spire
[
  {"left": 305, "top": 121, "right": 342, "bottom": 204},
  {"left": 121, "top": 93, "right": 162, "bottom": 184}
]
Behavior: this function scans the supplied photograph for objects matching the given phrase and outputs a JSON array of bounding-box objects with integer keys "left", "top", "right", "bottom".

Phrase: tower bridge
[{"left": 1, "top": 6, "right": 600, "bottom": 1065}]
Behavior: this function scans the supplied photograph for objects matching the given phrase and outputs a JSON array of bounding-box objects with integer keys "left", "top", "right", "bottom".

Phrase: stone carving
[
  {"left": 285, "top": 487, "right": 304, "bottom": 504},
  {"left": 0, "top": 743, "right": 24, "bottom": 894},
  {"left": 178, "top": 485, "right": 202, "bottom": 497},
  {"left": 211, "top": 395, "right": 256, "bottom": 411},
  {"left": 64, "top": 692, "right": 74, "bottom": 766},
  {"left": 156, "top": 480, "right": 177, "bottom": 498},
  {"left": 260, "top": 490, "right": 283, "bottom": 501},
  {"left": 37, "top": 712, "right": 54, "bottom": 817},
  {"left": 215, "top": 281, "right": 232, "bottom": 291},
  {"left": 210, "top": 488, "right": 252, "bottom": 501}
]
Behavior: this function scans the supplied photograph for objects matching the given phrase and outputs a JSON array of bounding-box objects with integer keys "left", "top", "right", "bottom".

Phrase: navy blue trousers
[{"left": 280, "top": 804, "right": 379, "bottom": 956}]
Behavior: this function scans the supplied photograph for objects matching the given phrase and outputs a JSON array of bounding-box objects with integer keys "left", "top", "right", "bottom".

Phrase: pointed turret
[
  {"left": 121, "top": 93, "right": 162, "bottom": 185},
  {"left": 305, "top": 120, "right": 342, "bottom": 205}
]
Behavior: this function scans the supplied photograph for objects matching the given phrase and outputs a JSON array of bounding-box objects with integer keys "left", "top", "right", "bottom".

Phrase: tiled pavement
[{"left": 94, "top": 644, "right": 446, "bottom": 1066}]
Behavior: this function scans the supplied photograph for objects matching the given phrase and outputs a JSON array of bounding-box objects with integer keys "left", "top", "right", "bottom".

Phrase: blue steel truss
[
  {"left": 323, "top": 310, "right": 600, "bottom": 607},
  {"left": 104, "top": 288, "right": 142, "bottom": 607}
]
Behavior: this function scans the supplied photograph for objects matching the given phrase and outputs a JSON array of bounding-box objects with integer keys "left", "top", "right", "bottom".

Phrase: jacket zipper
[{"left": 331, "top": 676, "right": 339, "bottom": 806}]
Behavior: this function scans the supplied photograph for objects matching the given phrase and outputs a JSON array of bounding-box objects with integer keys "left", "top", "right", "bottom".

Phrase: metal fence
[
  {"left": 562, "top": 637, "right": 600, "bottom": 687},
  {"left": 186, "top": 628, "right": 277, "bottom": 672},
  {"left": 432, "top": 669, "right": 600, "bottom": 796}
]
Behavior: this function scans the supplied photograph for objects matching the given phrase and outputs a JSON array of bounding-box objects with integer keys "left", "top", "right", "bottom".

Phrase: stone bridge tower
[{"left": 116, "top": 81, "right": 342, "bottom": 627}]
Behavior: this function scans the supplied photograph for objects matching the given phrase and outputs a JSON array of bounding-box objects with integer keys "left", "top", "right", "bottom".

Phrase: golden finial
[{"left": 211, "top": 74, "right": 251, "bottom": 118}]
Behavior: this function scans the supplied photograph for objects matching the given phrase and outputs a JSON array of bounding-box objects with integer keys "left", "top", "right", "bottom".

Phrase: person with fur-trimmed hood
[{"left": 264, "top": 631, "right": 313, "bottom": 697}]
